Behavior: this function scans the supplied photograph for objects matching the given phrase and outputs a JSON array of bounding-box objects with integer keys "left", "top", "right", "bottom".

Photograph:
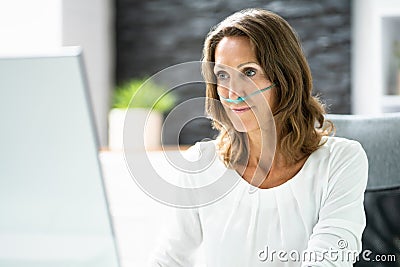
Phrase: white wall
[
  {"left": 0, "top": 0, "right": 113, "bottom": 147},
  {"left": 63, "top": 0, "right": 114, "bottom": 147},
  {"left": 352, "top": 0, "right": 400, "bottom": 114},
  {"left": 0, "top": 0, "right": 62, "bottom": 49},
  {"left": 352, "top": 0, "right": 380, "bottom": 114}
]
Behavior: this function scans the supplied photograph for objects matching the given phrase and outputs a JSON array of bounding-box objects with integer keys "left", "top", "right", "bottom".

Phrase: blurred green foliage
[{"left": 112, "top": 78, "right": 176, "bottom": 112}]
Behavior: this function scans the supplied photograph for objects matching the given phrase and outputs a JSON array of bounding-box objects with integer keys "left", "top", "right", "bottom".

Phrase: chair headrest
[{"left": 326, "top": 113, "right": 400, "bottom": 191}]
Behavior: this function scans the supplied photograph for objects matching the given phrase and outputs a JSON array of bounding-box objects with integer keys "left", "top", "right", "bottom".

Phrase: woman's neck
[{"left": 247, "top": 128, "right": 277, "bottom": 168}]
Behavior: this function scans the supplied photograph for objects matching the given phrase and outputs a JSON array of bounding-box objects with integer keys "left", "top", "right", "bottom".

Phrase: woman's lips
[{"left": 230, "top": 106, "right": 252, "bottom": 113}]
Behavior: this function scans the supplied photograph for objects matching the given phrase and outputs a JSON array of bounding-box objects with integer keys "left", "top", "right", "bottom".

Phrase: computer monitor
[{"left": 0, "top": 47, "right": 121, "bottom": 267}]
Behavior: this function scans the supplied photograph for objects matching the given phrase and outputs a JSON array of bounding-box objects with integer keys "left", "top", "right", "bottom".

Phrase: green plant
[{"left": 112, "top": 78, "right": 176, "bottom": 112}]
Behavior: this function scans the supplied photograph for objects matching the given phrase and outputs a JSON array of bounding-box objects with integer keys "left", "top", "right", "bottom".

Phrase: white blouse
[{"left": 148, "top": 136, "right": 369, "bottom": 266}]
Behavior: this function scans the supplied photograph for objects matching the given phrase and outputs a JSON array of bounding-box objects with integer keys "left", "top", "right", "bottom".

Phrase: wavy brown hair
[{"left": 202, "top": 8, "right": 334, "bottom": 167}]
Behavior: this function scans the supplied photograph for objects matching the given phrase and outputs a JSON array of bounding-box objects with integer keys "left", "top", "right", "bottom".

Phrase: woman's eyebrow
[
  {"left": 214, "top": 62, "right": 259, "bottom": 71},
  {"left": 213, "top": 64, "right": 226, "bottom": 70},
  {"left": 237, "top": 61, "right": 258, "bottom": 68}
]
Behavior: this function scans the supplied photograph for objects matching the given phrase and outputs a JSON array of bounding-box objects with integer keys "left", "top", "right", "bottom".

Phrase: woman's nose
[
  {"left": 228, "top": 88, "right": 241, "bottom": 101},
  {"left": 228, "top": 79, "right": 244, "bottom": 100}
]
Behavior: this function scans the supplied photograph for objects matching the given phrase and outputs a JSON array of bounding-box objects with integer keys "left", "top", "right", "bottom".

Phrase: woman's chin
[{"left": 231, "top": 122, "right": 259, "bottom": 133}]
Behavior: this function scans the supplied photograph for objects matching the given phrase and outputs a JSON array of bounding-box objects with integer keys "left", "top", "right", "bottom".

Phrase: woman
[{"left": 150, "top": 8, "right": 368, "bottom": 266}]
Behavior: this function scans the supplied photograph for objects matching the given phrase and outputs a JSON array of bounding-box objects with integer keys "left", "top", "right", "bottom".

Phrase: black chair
[{"left": 326, "top": 113, "right": 400, "bottom": 266}]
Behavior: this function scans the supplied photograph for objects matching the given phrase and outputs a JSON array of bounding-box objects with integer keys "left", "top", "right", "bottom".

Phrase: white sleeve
[
  {"left": 147, "top": 204, "right": 203, "bottom": 266},
  {"left": 302, "top": 141, "right": 368, "bottom": 267},
  {"left": 147, "top": 145, "right": 204, "bottom": 266}
]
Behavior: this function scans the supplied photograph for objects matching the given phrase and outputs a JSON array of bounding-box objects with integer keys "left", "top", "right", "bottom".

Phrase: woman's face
[{"left": 214, "top": 36, "right": 275, "bottom": 132}]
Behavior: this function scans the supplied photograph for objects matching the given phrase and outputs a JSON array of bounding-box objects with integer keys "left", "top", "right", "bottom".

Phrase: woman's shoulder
[
  {"left": 295, "top": 136, "right": 368, "bottom": 208},
  {"left": 319, "top": 135, "right": 367, "bottom": 160},
  {"left": 184, "top": 139, "right": 218, "bottom": 162},
  {"left": 181, "top": 140, "right": 231, "bottom": 190},
  {"left": 303, "top": 136, "right": 368, "bottom": 184},
  {"left": 316, "top": 135, "right": 368, "bottom": 185}
]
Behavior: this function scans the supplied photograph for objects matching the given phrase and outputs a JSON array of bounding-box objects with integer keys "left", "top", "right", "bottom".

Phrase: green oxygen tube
[{"left": 218, "top": 83, "right": 276, "bottom": 104}]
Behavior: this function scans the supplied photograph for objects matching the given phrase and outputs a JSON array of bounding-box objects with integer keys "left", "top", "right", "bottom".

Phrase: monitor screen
[{"left": 0, "top": 47, "right": 120, "bottom": 267}]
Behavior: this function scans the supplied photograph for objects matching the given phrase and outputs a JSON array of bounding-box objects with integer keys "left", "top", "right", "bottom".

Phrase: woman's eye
[
  {"left": 244, "top": 68, "right": 256, "bottom": 77},
  {"left": 216, "top": 71, "right": 229, "bottom": 80}
]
